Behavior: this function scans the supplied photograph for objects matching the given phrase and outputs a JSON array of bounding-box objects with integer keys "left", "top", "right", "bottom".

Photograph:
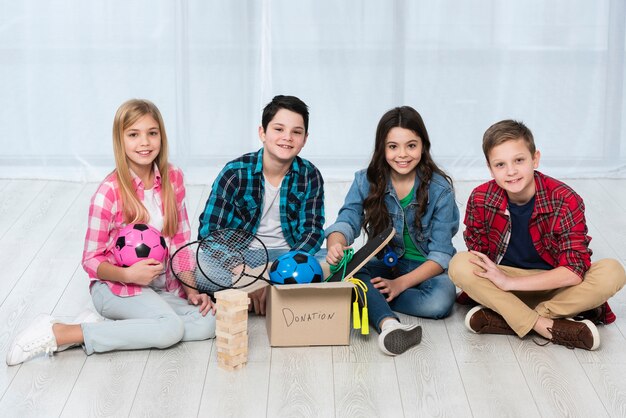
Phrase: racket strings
[{"left": 170, "top": 229, "right": 269, "bottom": 293}]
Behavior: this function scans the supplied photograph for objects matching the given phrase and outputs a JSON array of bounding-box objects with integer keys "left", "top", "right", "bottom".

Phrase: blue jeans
[
  {"left": 83, "top": 281, "right": 216, "bottom": 355},
  {"left": 356, "top": 258, "right": 456, "bottom": 333}
]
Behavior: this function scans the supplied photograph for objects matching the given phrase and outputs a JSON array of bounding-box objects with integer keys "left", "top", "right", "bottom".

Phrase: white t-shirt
[
  {"left": 143, "top": 188, "right": 163, "bottom": 231},
  {"left": 254, "top": 176, "right": 289, "bottom": 249},
  {"left": 143, "top": 188, "right": 166, "bottom": 290}
]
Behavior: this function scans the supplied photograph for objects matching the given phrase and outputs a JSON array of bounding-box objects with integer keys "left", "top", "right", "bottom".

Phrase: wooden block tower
[{"left": 215, "top": 289, "right": 250, "bottom": 371}]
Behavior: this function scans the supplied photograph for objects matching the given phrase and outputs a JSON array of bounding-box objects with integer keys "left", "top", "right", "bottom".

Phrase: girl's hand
[
  {"left": 469, "top": 250, "right": 510, "bottom": 291},
  {"left": 371, "top": 276, "right": 406, "bottom": 302},
  {"left": 326, "top": 242, "right": 349, "bottom": 266},
  {"left": 187, "top": 292, "right": 216, "bottom": 316},
  {"left": 126, "top": 259, "right": 164, "bottom": 286}
]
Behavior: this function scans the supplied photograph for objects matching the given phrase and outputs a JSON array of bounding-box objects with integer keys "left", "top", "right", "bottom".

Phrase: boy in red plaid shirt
[{"left": 449, "top": 120, "right": 625, "bottom": 350}]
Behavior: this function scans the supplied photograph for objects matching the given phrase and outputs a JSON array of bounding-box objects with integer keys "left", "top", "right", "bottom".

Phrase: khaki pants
[{"left": 449, "top": 252, "right": 626, "bottom": 337}]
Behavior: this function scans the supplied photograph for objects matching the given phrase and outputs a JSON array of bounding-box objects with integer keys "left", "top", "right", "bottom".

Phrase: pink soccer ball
[{"left": 113, "top": 223, "right": 167, "bottom": 267}]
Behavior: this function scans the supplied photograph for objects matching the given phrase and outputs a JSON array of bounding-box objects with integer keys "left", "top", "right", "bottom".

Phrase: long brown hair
[
  {"left": 112, "top": 99, "right": 178, "bottom": 237},
  {"left": 363, "top": 106, "right": 452, "bottom": 239}
]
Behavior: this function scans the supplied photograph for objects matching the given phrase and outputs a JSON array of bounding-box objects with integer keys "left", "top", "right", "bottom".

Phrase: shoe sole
[
  {"left": 567, "top": 318, "right": 600, "bottom": 351},
  {"left": 465, "top": 305, "right": 485, "bottom": 333},
  {"left": 381, "top": 325, "right": 422, "bottom": 355}
]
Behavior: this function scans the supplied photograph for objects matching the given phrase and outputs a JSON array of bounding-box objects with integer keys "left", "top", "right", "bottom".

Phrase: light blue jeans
[
  {"left": 82, "top": 281, "right": 216, "bottom": 355},
  {"left": 356, "top": 258, "right": 456, "bottom": 333}
]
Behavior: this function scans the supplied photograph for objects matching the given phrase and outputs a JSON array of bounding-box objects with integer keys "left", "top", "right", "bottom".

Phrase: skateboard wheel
[{"left": 383, "top": 248, "right": 397, "bottom": 267}]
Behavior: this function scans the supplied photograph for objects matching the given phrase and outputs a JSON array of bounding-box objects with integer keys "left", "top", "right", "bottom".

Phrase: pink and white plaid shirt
[{"left": 82, "top": 164, "right": 189, "bottom": 298}]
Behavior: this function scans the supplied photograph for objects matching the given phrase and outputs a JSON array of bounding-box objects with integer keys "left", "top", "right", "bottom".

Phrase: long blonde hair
[{"left": 112, "top": 99, "right": 178, "bottom": 237}]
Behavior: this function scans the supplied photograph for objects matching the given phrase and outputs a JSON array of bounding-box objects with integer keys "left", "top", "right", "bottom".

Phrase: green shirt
[{"left": 399, "top": 190, "right": 427, "bottom": 262}]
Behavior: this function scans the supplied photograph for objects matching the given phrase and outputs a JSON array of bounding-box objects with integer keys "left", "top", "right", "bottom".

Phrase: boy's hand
[
  {"left": 249, "top": 287, "right": 267, "bottom": 315},
  {"left": 326, "top": 243, "right": 349, "bottom": 265},
  {"left": 469, "top": 250, "right": 510, "bottom": 290},
  {"left": 371, "top": 276, "right": 406, "bottom": 302},
  {"left": 126, "top": 259, "right": 164, "bottom": 286},
  {"left": 187, "top": 292, "right": 216, "bottom": 316}
]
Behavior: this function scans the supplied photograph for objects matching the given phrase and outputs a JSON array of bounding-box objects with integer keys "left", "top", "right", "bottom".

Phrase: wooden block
[
  {"left": 216, "top": 342, "right": 247, "bottom": 354},
  {"left": 216, "top": 345, "right": 248, "bottom": 356},
  {"left": 215, "top": 331, "right": 246, "bottom": 346},
  {"left": 217, "top": 336, "right": 248, "bottom": 347},
  {"left": 214, "top": 287, "right": 249, "bottom": 362},
  {"left": 216, "top": 309, "right": 247, "bottom": 322},
  {"left": 217, "top": 298, "right": 250, "bottom": 311},
  {"left": 215, "top": 289, "right": 250, "bottom": 311},
  {"left": 215, "top": 288, "right": 247, "bottom": 300},
  {"left": 217, "top": 351, "right": 247, "bottom": 366},
  {"left": 217, "top": 361, "right": 245, "bottom": 371},
  {"left": 217, "top": 358, "right": 246, "bottom": 370},
  {"left": 217, "top": 361, "right": 246, "bottom": 371},
  {"left": 222, "top": 357, "right": 247, "bottom": 367},
  {"left": 217, "top": 352, "right": 248, "bottom": 360},
  {"left": 215, "top": 289, "right": 249, "bottom": 303},
  {"left": 217, "top": 344, "right": 248, "bottom": 356},
  {"left": 216, "top": 319, "right": 248, "bottom": 335}
]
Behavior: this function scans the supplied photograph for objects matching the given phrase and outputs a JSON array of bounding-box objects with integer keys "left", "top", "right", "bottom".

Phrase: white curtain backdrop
[{"left": 1, "top": 0, "right": 625, "bottom": 183}]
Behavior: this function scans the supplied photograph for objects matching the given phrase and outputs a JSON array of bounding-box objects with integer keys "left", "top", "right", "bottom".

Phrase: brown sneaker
[
  {"left": 547, "top": 318, "right": 600, "bottom": 351},
  {"left": 573, "top": 305, "right": 604, "bottom": 324},
  {"left": 455, "top": 291, "right": 478, "bottom": 306},
  {"left": 465, "top": 305, "right": 516, "bottom": 335},
  {"left": 574, "top": 302, "right": 616, "bottom": 325}
]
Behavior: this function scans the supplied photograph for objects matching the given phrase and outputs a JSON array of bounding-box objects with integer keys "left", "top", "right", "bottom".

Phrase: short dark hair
[
  {"left": 483, "top": 120, "right": 535, "bottom": 162},
  {"left": 261, "top": 95, "right": 309, "bottom": 133}
]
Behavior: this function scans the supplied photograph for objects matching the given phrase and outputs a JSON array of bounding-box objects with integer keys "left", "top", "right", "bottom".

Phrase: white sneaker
[
  {"left": 57, "top": 309, "right": 103, "bottom": 352},
  {"left": 378, "top": 322, "right": 422, "bottom": 356},
  {"left": 71, "top": 309, "right": 103, "bottom": 325},
  {"left": 6, "top": 314, "right": 58, "bottom": 366}
]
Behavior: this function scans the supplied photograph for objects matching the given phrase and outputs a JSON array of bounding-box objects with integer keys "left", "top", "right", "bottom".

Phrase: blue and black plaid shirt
[{"left": 198, "top": 148, "right": 325, "bottom": 254}]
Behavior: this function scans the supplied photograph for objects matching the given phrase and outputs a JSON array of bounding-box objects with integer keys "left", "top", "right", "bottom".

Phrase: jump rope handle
[{"left": 347, "top": 278, "right": 369, "bottom": 335}]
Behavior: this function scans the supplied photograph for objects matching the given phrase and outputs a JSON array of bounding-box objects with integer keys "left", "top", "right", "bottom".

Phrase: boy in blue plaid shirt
[{"left": 198, "top": 95, "right": 325, "bottom": 313}]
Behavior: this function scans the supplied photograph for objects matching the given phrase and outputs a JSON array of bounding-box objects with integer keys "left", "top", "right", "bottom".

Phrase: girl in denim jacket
[{"left": 325, "top": 106, "right": 459, "bottom": 356}]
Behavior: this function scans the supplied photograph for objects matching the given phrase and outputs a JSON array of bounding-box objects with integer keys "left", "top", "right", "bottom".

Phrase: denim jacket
[{"left": 325, "top": 169, "right": 459, "bottom": 269}]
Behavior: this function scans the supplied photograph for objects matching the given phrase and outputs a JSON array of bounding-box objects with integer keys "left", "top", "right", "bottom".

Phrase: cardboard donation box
[{"left": 266, "top": 281, "right": 354, "bottom": 347}]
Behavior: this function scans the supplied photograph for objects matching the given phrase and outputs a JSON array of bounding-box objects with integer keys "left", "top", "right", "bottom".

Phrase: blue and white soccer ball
[{"left": 269, "top": 251, "right": 323, "bottom": 284}]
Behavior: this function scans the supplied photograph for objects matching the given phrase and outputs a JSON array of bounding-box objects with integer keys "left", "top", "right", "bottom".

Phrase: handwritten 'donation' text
[{"left": 282, "top": 308, "right": 336, "bottom": 327}]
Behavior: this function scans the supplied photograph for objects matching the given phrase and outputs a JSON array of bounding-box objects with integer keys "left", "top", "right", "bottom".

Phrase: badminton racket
[{"left": 169, "top": 228, "right": 269, "bottom": 294}]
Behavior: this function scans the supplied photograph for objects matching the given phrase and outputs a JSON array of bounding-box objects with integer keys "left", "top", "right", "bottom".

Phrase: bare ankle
[
  {"left": 51, "top": 323, "right": 63, "bottom": 341},
  {"left": 52, "top": 323, "right": 84, "bottom": 346},
  {"left": 533, "top": 316, "right": 554, "bottom": 339}
]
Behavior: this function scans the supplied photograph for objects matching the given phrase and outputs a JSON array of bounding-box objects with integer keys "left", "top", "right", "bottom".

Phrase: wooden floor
[{"left": 0, "top": 178, "right": 625, "bottom": 418}]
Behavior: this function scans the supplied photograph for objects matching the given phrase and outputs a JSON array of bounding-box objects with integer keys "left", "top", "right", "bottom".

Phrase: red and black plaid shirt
[{"left": 464, "top": 171, "right": 592, "bottom": 279}]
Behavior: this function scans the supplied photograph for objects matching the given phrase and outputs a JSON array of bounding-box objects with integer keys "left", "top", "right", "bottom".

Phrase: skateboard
[{"left": 326, "top": 226, "right": 395, "bottom": 282}]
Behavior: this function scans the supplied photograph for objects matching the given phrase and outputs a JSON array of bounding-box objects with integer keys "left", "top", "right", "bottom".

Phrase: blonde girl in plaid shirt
[{"left": 6, "top": 99, "right": 216, "bottom": 366}]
